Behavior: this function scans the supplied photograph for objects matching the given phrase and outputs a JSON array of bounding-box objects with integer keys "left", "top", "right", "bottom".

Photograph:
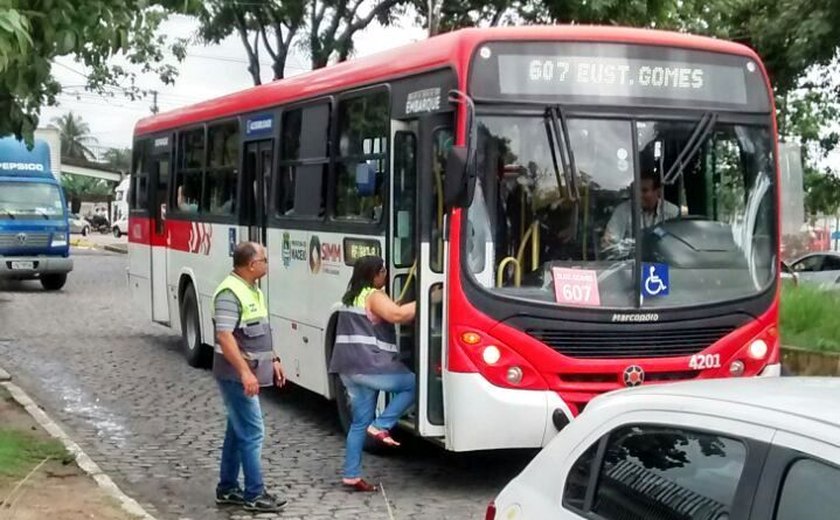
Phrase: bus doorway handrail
[
  {"left": 516, "top": 221, "right": 540, "bottom": 275},
  {"left": 398, "top": 260, "right": 417, "bottom": 303},
  {"left": 497, "top": 257, "right": 522, "bottom": 287}
]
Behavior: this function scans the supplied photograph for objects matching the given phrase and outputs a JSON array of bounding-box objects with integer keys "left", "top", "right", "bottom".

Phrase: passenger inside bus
[{"left": 177, "top": 185, "right": 199, "bottom": 213}]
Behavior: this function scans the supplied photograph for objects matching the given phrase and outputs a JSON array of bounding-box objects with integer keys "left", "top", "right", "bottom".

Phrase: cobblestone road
[{"left": 0, "top": 249, "right": 533, "bottom": 519}]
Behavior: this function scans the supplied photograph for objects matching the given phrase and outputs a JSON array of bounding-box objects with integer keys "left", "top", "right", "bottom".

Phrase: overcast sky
[{"left": 43, "top": 13, "right": 426, "bottom": 152}]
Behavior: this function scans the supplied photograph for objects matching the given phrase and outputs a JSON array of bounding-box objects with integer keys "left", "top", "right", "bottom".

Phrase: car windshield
[
  {"left": 464, "top": 114, "right": 776, "bottom": 309},
  {"left": 0, "top": 181, "right": 65, "bottom": 219}
]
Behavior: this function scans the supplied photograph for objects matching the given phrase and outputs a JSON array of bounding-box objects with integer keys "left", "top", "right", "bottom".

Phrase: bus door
[
  {"left": 242, "top": 139, "right": 274, "bottom": 245},
  {"left": 149, "top": 138, "right": 171, "bottom": 323},
  {"left": 392, "top": 113, "right": 452, "bottom": 437}
]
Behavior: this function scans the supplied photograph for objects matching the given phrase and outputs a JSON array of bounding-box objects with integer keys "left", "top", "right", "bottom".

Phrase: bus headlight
[
  {"left": 482, "top": 346, "right": 501, "bottom": 365},
  {"left": 748, "top": 339, "right": 768, "bottom": 359}
]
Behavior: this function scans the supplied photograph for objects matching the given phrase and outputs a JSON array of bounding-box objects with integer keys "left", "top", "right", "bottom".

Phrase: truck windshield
[
  {"left": 464, "top": 114, "right": 776, "bottom": 309},
  {"left": 0, "top": 182, "right": 65, "bottom": 219}
]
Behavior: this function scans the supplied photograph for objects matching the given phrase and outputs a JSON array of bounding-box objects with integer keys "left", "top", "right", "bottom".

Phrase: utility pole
[{"left": 151, "top": 90, "right": 159, "bottom": 114}]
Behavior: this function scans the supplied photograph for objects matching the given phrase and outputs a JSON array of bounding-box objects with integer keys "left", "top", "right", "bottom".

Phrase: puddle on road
[
  {"left": 25, "top": 356, "right": 130, "bottom": 449},
  {"left": 60, "top": 386, "right": 128, "bottom": 448}
]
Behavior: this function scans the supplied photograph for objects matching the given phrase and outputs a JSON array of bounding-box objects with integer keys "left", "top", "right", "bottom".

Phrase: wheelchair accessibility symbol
[{"left": 642, "top": 263, "right": 669, "bottom": 298}]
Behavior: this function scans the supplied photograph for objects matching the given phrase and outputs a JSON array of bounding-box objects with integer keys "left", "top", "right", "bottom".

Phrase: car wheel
[
  {"left": 180, "top": 284, "right": 208, "bottom": 368},
  {"left": 40, "top": 273, "right": 67, "bottom": 291},
  {"left": 113, "top": 227, "right": 122, "bottom": 238},
  {"left": 82, "top": 226, "right": 89, "bottom": 236}
]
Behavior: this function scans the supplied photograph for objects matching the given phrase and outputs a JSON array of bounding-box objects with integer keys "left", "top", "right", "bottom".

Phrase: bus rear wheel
[
  {"left": 180, "top": 284, "right": 208, "bottom": 368},
  {"left": 40, "top": 273, "right": 67, "bottom": 291}
]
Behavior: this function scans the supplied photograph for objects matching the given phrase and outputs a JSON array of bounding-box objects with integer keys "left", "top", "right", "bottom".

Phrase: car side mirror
[{"left": 444, "top": 145, "right": 475, "bottom": 209}]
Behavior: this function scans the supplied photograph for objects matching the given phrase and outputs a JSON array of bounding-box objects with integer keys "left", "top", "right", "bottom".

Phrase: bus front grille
[
  {"left": 0, "top": 232, "right": 51, "bottom": 249},
  {"left": 527, "top": 326, "right": 735, "bottom": 359}
]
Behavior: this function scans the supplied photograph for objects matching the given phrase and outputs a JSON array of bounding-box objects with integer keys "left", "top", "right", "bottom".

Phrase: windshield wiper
[
  {"left": 0, "top": 209, "right": 15, "bottom": 220},
  {"left": 662, "top": 112, "right": 719, "bottom": 185},
  {"left": 29, "top": 209, "right": 51, "bottom": 220},
  {"left": 544, "top": 106, "right": 581, "bottom": 201}
]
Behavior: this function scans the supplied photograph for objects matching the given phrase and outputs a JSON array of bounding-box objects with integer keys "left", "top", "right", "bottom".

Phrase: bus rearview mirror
[{"left": 444, "top": 145, "right": 473, "bottom": 209}]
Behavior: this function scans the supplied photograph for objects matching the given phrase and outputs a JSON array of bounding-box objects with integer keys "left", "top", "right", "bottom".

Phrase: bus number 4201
[{"left": 689, "top": 353, "right": 721, "bottom": 370}]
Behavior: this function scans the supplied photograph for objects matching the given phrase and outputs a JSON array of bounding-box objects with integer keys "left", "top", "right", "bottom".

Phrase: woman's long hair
[{"left": 342, "top": 255, "right": 384, "bottom": 306}]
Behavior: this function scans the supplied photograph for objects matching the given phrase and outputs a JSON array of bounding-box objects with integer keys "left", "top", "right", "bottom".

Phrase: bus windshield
[
  {"left": 465, "top": 114, "right": 776, "bottom": 309},
  {"left": 0, "top": 182, "right": 65, "bottom": 219}
]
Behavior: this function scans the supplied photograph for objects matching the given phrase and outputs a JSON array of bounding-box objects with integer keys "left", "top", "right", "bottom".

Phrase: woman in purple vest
[{"left": 329, "top": 256, "right": 416, "bottom": 492}]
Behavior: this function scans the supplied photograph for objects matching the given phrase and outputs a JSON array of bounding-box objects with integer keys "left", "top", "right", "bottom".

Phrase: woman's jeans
[
  {"left": 340, "top": 373, "right": 416, "bottom": 479},
  {"left": 217, "top": 378, "right": 266, "bottom": 501}
]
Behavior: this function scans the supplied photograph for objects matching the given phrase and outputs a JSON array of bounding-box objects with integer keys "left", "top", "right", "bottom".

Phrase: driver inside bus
[{"left": 602, "top": 170, "right": 679, "bottom": 250}]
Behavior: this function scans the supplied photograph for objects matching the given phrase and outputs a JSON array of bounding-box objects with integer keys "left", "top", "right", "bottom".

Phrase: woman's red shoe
[
  {"left": 366, "top": 427, "right": 400, "bottom": 447},
  {"left": 342, "top": 479, "right": 378, "bottom": 492}
]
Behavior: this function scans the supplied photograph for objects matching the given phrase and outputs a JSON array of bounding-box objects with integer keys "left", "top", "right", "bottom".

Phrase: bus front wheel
[{"left": 180, "top": 285, "right": 208, "bottom": 368}]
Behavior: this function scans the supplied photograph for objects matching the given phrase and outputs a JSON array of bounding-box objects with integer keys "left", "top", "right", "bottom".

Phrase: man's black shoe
[
  {"left": 215, "top": 487, "right": 245, "bottom": 506},
  {"left": 244, "top": 492, "right": 287, "bottom": 512}
]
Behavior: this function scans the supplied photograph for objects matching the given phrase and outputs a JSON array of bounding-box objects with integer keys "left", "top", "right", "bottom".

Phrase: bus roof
[{"left": 134, "top": 25, "right": 763, "bottom": 137}]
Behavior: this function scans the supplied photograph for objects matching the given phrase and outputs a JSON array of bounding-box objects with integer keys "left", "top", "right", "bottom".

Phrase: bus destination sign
[
  {"left": 498, "top": 55, "right": 748, "bottom": 104},
  {"left": 470, "top": 42, "right": 771, "bottom": 110}
]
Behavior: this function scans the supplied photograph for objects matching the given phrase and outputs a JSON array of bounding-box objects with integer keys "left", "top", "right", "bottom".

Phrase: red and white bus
[{"left": 128, "top": 26, "right": 782, "bottom": 452}]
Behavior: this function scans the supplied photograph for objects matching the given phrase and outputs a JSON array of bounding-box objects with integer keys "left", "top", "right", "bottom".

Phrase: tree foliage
[
  {"left": 192, "top": 0, "right": 411, "bottom": 86},
  {"left": 307, "top": 0, "right": 409, "bottom": 69},
  {"left": 102, "top": 147, "right": 133, "bottom": 174},
  {"left": 51, "top": 111, "right": 97, "bottom": 160},
  {"left": 0, "top": 0, "right": 199, "bottom": 144},
  {"left": 196, "top": 1, "right": 305, "bottom": 85}
]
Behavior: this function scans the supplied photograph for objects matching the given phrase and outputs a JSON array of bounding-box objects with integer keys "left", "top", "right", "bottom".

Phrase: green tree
[
  {"left": 61, "top": 173, "right": 113, "bottom": 214},
  {"left": 102, "top": 147, "right": 132, "bottom": 174},
  {"left": 190, "top": 0, "right": 411, "bottom": 84},
  {"left": 51, "top": 112, "right": 97, "bottom": 160},
  {"left": 195, "top": 1, "right": 305, "bottom": 85},
  {"left": 307, "top": 0, "right": 410, "bottom": 69},
  {"left": 0, "top": 1, "right": 199, "bottom": 144}
]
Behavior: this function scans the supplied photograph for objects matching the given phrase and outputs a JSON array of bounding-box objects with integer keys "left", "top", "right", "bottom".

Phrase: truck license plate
[{"left": 10, "top": 261, "right": 34, "bottom": 270}]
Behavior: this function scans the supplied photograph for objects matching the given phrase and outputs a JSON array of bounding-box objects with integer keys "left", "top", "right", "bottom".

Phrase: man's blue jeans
[
  {"left": 217, "top": 378, "right": 265, "bottom": 501},
  {"left": 340, "top": 373, "right": 415, "bottom": 479}
]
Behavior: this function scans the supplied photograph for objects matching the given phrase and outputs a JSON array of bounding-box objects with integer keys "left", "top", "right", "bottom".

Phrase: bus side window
[
  {"left": 206, "top": 121, "right": 239, "bottom": 216},
  {"left": 278, "top": 103, "right": 329, "bottom": 218},
  {"left": 175, "top": 128, "right": 204, "bottom": 214},
  {"left": 335, "top": 90, "right": 389, "bottom": 223},
  {"left": 131, "top": 140, "right": 150, "bottom": 211}
]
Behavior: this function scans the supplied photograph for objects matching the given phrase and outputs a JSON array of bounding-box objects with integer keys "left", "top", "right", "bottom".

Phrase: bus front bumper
[
  {"left": 444, "top": 371, "right": 574, "bottom": 452},
  {"left": 0, "top": 256, "right": 73, "bottom": 279}
]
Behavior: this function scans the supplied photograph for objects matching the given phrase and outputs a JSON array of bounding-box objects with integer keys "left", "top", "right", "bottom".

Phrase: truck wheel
[
  {"left": 180, "top": 285, "right": 208, "bottom": 368},
  {"left": 40, "top": 273, "right": 67, "bottom": 291}
]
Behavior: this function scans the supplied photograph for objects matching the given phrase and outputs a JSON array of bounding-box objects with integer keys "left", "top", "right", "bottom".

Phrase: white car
[
  {"left": 489, "top": 377, "right": 840, "bottom": 520},
  {"left": 789, "top": 252, "right": 840, "bottom": 288},
  {"left": 112, "top": 217, "right": 128, "bottom": 238}
]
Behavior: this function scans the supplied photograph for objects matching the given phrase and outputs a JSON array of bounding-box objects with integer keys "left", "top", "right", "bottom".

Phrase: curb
[
  {"left": 0, "top": 372, "right": 156, "bottom": 520},
  {"left": 103, "top": 244, "right": 128, "bottom": 255}
]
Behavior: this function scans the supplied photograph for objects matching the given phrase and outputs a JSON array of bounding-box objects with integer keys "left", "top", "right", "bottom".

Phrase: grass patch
[
  {"left": 0, "top": 429, "right": 68, "bottom": 478},
  {"left": 780, "top": 283, "right": 840, "bottom": 352},
  {"left": 0, "top": 386, "right": 69, "bottom": 479}
]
